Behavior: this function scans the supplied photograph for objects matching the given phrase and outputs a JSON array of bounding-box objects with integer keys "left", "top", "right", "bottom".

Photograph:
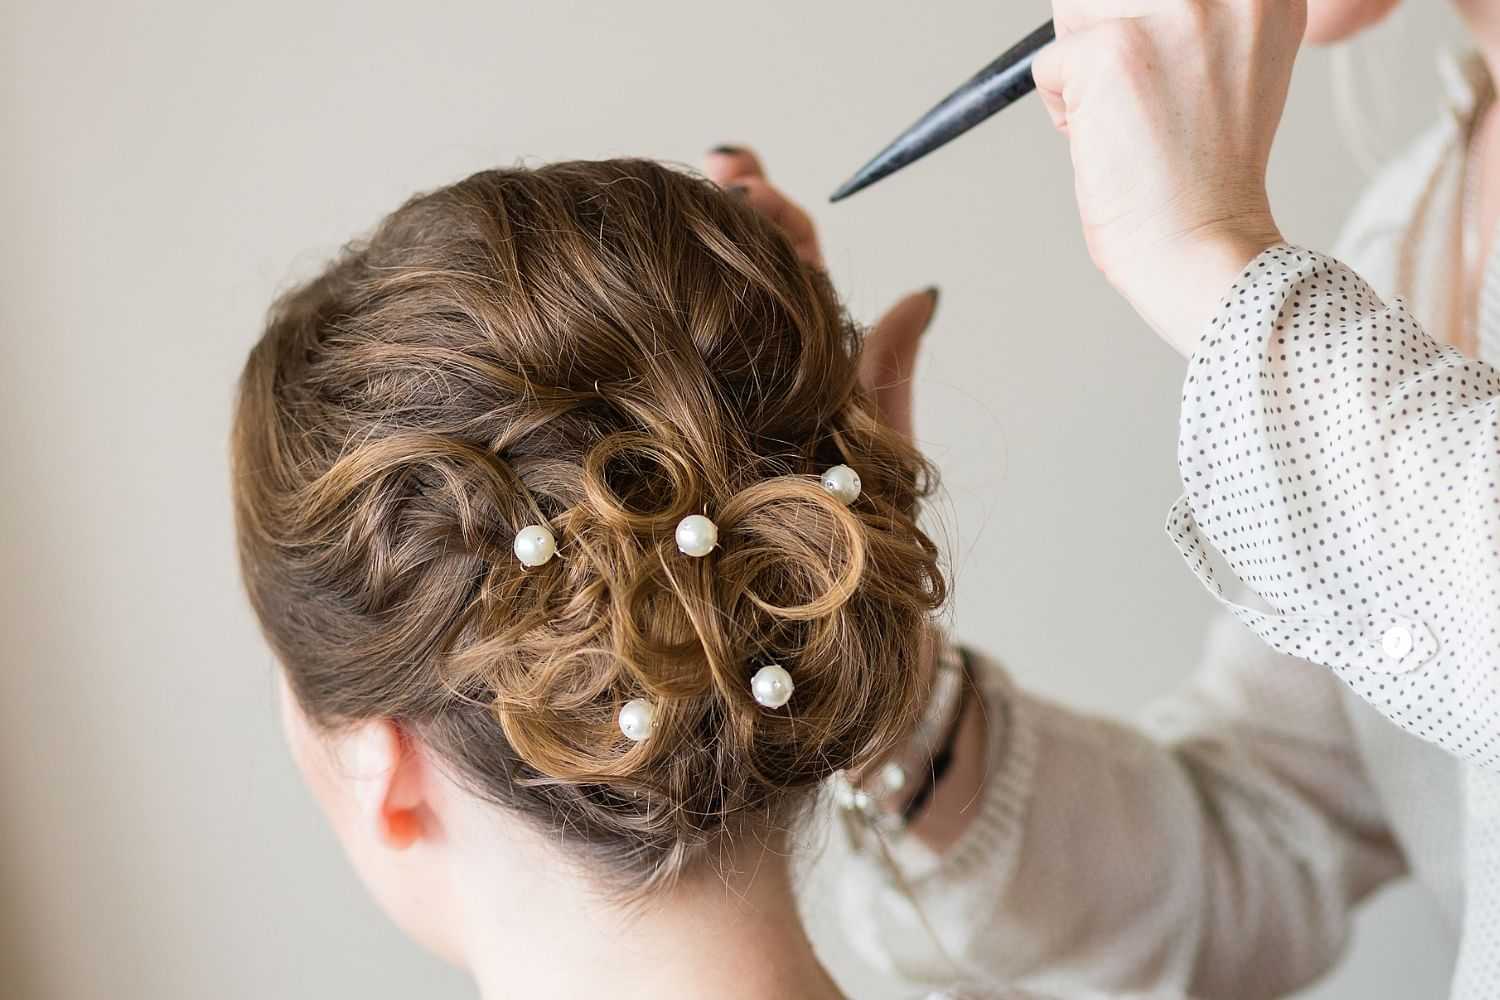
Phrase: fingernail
[
  {"left": 710, "top": 145, "right": 742, "bottom": 156},
  {"left": 726, "top": 184, "right": 749, "bottom": 198},
  {"left": 921, "top": 286, "right": 941, "bottom": 330}
]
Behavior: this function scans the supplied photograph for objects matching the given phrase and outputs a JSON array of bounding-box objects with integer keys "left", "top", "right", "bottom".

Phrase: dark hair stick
[{"left": 830, "top": 19, "right": 1056, "bottom": 202}]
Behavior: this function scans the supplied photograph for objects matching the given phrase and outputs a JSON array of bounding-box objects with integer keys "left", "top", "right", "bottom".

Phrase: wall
[{"left": 0, "top": 1, "right": 1464, "bottom": 996}]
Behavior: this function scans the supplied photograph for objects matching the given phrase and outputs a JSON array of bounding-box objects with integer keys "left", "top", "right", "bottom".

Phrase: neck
[{"left": 457, "top": 829, "right": 846, "bottom": 1000}]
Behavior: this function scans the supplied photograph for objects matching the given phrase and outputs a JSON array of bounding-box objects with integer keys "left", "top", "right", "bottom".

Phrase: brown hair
[{"left": 231, "top": 159, "right": 945, "bottom": 892}]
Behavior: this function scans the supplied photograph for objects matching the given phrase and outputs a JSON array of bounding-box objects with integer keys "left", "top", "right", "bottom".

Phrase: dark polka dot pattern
[{"left": 1167, "top": 246, "right": 1500, "bottom": 770}]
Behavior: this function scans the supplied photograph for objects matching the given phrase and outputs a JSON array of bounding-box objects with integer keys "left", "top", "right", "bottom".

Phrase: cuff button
[{"left": 1381, "top": 624, "right": 1415, "bottom": 661}]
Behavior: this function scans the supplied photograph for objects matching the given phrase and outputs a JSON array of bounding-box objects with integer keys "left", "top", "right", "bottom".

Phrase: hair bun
[{"left": 232, "top": 157, "right": 945, "bottom": 893}]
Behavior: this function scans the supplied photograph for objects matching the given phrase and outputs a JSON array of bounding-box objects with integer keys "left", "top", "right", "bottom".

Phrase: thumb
[{"left": 859, "top": 287, "right": 939, "bottom": 441}]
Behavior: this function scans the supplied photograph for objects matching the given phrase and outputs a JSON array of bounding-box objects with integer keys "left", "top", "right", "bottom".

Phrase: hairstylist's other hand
[
  {"left": 705, "top": 146, "right": 825, "bottom": 266},
  {"left": 1032, "top": 0, "right": 1305, "bottom": 356},
  {"left": 704, "top": 146, "right": 939, "bottom": 439}
]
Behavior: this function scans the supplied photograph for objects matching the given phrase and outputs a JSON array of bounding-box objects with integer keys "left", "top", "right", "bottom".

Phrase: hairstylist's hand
[
  {"left": 1032, "top": 0, "right": 1305, "bottom": 356},
  {"left": 704, "top": 146, "right": 939, "bottom": 439}
]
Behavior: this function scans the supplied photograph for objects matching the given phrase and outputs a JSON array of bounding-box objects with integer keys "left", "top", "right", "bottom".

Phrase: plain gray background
[{"left": 0, "top": 1, "right": 1469, "bottom": 997}]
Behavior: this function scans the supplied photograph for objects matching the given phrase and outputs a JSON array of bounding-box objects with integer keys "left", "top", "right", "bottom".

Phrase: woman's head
[{"left": 232, "top": 159, "right": 944, "bottom": 941}]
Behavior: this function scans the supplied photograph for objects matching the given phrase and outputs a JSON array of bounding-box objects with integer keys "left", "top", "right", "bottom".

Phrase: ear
[{"left": 340, "top": 720, "right": 430, "bottom": 850}]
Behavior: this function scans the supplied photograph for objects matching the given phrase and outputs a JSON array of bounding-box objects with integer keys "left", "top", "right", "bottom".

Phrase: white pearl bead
[
  {"left": 821, "top": 464, "right": 862, "bottom": 505},
  {"left": 512, "top": 524, "right": 557, "bottom": 567},
  {"left": 618, "top": 698, "right": 655, "bottom": 742},
  {"left": 675, "top": 514, "right": 718, "bottom": 557},
  {"left": 750, "top": 663, "right": 795, "bottom": 709},
  {"left": 831, "top": 773, "right": 858, "bottom": 809}
]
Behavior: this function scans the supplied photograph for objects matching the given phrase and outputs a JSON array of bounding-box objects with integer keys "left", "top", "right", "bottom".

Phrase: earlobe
[{"left": 379, "top": 803, "right": 424, "bottom": 850}]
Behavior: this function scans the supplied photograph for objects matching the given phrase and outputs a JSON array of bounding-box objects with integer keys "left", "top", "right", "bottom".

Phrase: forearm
[
  {"left": 1171, "top": 245, "right": 1500, "bottom": 766},
  {"left": 836, "top": 668, "right": 1216, "bottom": 992},
  {"left": 831, "top": 630, "right": 1401, "bottom": 996},
  {"left": 1114, "top": 225, "right": 1282, "bottom": 358}
]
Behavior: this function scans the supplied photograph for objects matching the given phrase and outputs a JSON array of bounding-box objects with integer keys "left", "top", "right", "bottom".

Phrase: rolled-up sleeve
[{"left": 1169, "top": 244, "right": 1500, "bottom": 766}]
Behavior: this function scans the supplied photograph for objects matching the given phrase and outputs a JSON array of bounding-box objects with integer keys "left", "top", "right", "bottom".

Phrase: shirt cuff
[{"left": 871, "top": 652, "right": 1040, "bottom": 890}]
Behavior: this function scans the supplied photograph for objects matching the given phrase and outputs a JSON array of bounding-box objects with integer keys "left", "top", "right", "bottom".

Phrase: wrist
[
  {"left": 905, "top": 678, "right": 986, "bottom": 851},
  {"left": 832, "top": 635, "right": 973, "bottom": 839},
  {"left": 1112, "top": 218, "right": 1281, "bottom": 358}
]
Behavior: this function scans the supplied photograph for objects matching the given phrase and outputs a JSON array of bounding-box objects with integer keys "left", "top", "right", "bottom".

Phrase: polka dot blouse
[
  {"left": 1170, "top": 245, "right": 1500, "bottom": 768},
  {"left": 1170, "top": 245, "right": 1500, "bottom": 992}
]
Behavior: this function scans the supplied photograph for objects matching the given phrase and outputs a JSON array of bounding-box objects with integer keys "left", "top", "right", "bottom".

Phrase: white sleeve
[
  {"left": 1168, "top": 245, "right": 1500, "bottom": 766},
  {"left": 828, "top": 615, "right": 1401, "bottom": 999}
]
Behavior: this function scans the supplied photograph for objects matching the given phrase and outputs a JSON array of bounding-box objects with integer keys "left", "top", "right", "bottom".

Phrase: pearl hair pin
[
  {"left": 675, "top": 513, "right": 718, "bottom": 557},
  {"left": 750, "top": 663, "right": 795, "bottom": 709},
  {"left": 618, "top": 699, "right": 655, "bottom": 742},
  {"left": 513, "top": 524, "right": 557, "bottom": 567},
  {"left": 821, "top": 464, "right": 861, "bottom": 505}
]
